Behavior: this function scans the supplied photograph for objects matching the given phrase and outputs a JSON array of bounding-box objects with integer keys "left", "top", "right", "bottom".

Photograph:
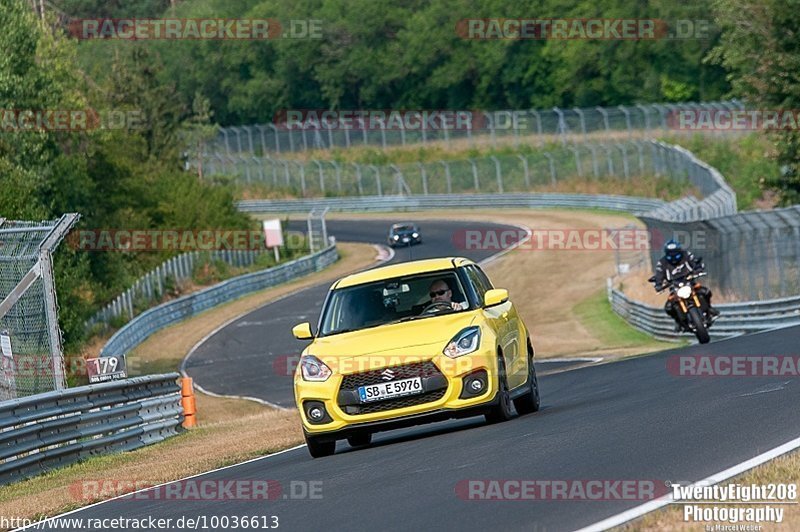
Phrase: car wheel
[
  {"left": 346, "top": 432, "right": 372, "bottom": 448},
  {"left": 485, "top": 353, "right": 513, "bottom": 424},
  {"left": 513, "top": 348, "right": 540, "bottom": 415},
  {"left": 304, "top": 432, "right": 336, "bottom": 458}
]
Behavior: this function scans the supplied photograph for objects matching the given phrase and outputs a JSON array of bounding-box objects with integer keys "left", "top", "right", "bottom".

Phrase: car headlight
[
  {"left": 393, "top": 235, "right": 400, "bottom": 240},
  {"left": 412, "top": 232, "right": 419, "bottom": 238},
  {"left": 300, "top": 355, "right": 332, "bottom": 382},
  {"left": 676, "top": 285, "right": 693, "bottom": 299},
  {"left": 443, "top": 326, "right": 481, "bottom": 358}
]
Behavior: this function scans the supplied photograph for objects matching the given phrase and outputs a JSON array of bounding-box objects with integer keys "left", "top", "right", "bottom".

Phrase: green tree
[{"left": 711, "top": 0, "right": 800, "bottom": 204}]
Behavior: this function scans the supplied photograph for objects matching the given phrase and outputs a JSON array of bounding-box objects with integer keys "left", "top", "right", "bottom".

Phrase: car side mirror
[
  {"left": 484, "top": 288, "right": 509, "bottom": 307},
  {"left": 647, "top": 275, "right": 656, "bottom": 283},
  {"left": 292, "top": 322, "right": 313, "bottom": 340}
]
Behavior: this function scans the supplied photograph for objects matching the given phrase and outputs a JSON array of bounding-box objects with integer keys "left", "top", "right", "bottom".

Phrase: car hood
[{"left": 308, "top": 311, "right": 477, "bottom": 366}]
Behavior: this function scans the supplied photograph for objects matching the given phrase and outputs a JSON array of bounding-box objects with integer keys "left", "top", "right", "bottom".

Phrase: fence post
[
  {"left": 331, "top": 161, "right": 342, "bottom": 193},
  {"left": 553, "top": 107, "right": 567, "bottom": 145},
  {"left": 636, "top": 104, "right": 651, "bottom": 132},
  {"left": 297, "top": 162, "right": 306, "bottom": 195},
  {"left": 440, "top": 161, "right": 452, "bottom": 194},
  {"left": 470, "top": 159, "right": 480, "bottom": 191},
  {"left": 617, "top": 143, "right": 630, "bottom": 179},
  {"left": 570, "top": 146, "right": 583, "bottom": 178},
  {"left": 544, "top": 152, "right": 556, "bottom": 184},
  {"left": 574, "top": 107, "right": 586, "bottom": 136},
  {"left": 597, "top": 106, "right": 610, "bottom": 132},
  {"left": 490, "top": 155, "right": 503, "bottom": 193},
  {"left": 370, "top": 165, "right": 382, "bottom": 196},
  {"left": 354, "top": 163, "right": 363, "bottom": 195},
  {"left": 518, "top": 154, "right": 530, "bottom": 188},
  {"left": 530, "top": 110, "right": 543, "bottom": 147},
  {"left": 418, "top": 163, "right": 428, "bottom": 195},
  {"left": 268, "top": 124, "right": 280, "bottom": 154},
  {"left": 619, "top": 105, "right": 632, "bottom": 139},
  {"left": 313, "top": 159, "right": 325, "bottom": 195},
  {"left": 487, "top": 112, "right": 497, "bottom": 148}
]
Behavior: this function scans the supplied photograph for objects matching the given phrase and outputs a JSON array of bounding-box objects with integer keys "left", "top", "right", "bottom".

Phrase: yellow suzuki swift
[{"left": 292, "top": 257, "right": 539, "bottom": 457}]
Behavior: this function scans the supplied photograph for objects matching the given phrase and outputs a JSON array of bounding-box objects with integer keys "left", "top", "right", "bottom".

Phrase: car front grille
[
  {"left": 349, "top": 389, "right": 446, "bottom": 415},
  {"left": 340, "top": 360, "right": 441, "bottom": 389},
  {"left": 338, "top": 360, "right": 445, "bottom": 415}
]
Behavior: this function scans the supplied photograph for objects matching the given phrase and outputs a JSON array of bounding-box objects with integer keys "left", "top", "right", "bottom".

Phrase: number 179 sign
[{"left": 86, "top": 355, "right": 127, "bottom": 383}]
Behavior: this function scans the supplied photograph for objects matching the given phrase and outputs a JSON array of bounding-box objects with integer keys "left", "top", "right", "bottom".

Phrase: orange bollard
[{"left": 181, "top": 377, "right": 197, "bottom": 428}]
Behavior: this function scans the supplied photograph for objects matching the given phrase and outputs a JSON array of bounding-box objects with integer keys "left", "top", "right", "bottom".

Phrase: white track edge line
[{"left": 574, "top": 434, "right": 800, "bottom": 532}]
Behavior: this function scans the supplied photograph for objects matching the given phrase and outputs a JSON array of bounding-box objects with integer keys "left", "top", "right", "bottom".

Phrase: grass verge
[{"left": 573, "top": 289, "right": 678, "bottom": 352}]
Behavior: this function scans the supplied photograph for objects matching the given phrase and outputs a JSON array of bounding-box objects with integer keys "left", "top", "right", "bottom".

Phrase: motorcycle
[{"left": 648, "top": 270, "right": 715, "bottom": 344}]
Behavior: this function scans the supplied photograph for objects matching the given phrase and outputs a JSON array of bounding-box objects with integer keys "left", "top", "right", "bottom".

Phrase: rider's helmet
[{"left": 663, "top": 239, "right": 683, "bottom": 265}]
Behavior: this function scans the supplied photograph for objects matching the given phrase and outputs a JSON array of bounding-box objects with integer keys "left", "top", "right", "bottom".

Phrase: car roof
[
  {"left": 334, "top": 257, "right": 475, "bottom": 288},
  {"left": 391, "top": 223, "right": 417, "bottom": 229}
]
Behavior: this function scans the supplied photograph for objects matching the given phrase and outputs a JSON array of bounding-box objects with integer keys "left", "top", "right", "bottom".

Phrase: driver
[{"left": 427, "top": 279, "right": 468, "bottom": 311}]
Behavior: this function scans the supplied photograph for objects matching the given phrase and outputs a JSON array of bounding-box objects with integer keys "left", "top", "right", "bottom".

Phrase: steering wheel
[{"left": 421, "top": 301, "right": 454, "bottom": 314}]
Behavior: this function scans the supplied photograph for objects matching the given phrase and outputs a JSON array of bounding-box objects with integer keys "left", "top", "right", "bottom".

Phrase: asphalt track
[{"left": 41, "top": 219, "right": 800, "bottom": 531}]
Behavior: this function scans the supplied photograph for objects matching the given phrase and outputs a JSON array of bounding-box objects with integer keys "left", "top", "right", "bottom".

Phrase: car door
[
  {"left": 473, "top": 265, "right": 525, "bottom": 389},
  {"left": 463, "top": 265, "right": 517, "bottom": 387}
]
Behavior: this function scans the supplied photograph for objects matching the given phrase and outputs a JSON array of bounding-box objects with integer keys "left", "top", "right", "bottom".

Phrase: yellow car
[{"left": 292, "top": 257, "right": 539, "bottom": 457}]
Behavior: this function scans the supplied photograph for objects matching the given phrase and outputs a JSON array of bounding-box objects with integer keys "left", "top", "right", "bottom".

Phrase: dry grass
[{"left": 622, "top": 451, "right": 800, "bottom": 531}]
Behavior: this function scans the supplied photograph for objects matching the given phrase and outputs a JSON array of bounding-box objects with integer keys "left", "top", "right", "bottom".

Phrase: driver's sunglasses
[{"left": 429, "top": 289, "right": 449, "bottom": 297}]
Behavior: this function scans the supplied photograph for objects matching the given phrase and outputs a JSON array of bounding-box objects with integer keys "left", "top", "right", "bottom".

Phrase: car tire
[
  {"left": 485, "top": 353, "right": 513, "bottom": 424},
  {"left": 304, "top": 432, "right": 336, "bottom": 458},
  {"left": 513, "top": 347, "right": 540, "bottom": 415},
  {"left": 346, "top": 432, "right": 372, "bottom": 448}
]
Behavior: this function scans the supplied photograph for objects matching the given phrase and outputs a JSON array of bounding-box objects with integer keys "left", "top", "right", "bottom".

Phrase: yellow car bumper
[{"left": 295, "top": 348, "right": 500, "bottom": 437}]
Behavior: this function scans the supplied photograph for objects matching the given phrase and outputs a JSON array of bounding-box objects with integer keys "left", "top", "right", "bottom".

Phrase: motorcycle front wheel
[{"left": 688, "top": 307, "right": 710, "bottom": 344}]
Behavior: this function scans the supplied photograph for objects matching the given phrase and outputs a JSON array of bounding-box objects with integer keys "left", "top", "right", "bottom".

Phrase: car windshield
[
  {"left": 319, "top": 271, "right": 469, "bottom": 336},
  {"left": 392, "top": 225, "right": 415, "bottom": 233}
]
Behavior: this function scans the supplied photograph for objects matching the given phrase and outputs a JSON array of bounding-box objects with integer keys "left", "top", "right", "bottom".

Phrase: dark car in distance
[{"left": 388, "top": 223, "right": 422, "bottom": 247}]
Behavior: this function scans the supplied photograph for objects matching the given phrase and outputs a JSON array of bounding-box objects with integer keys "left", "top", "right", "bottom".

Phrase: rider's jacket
[{"left": 653, "top": 250, "right": 702, "bottom": 289}]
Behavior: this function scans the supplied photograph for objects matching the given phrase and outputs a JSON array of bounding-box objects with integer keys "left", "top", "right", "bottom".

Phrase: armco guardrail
[
  {"left": 238, "top": 193, "right": 667, "bottom": 214},
  {"left": 86, "top": 248, "right": 269, "bottom": 332},
  {"left": 0, "top": 373, "right": 181, "bottom": 486},
  {"left": 101, "top": 244, "right": 338, "bottom": 357},
  {"left": 608, "top": 287, "right": 800, "bottom": 342}
]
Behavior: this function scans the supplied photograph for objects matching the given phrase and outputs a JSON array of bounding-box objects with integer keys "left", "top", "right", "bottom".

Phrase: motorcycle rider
[{"left": 653, "top": 240, "right": 719, "bottom": 330}]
